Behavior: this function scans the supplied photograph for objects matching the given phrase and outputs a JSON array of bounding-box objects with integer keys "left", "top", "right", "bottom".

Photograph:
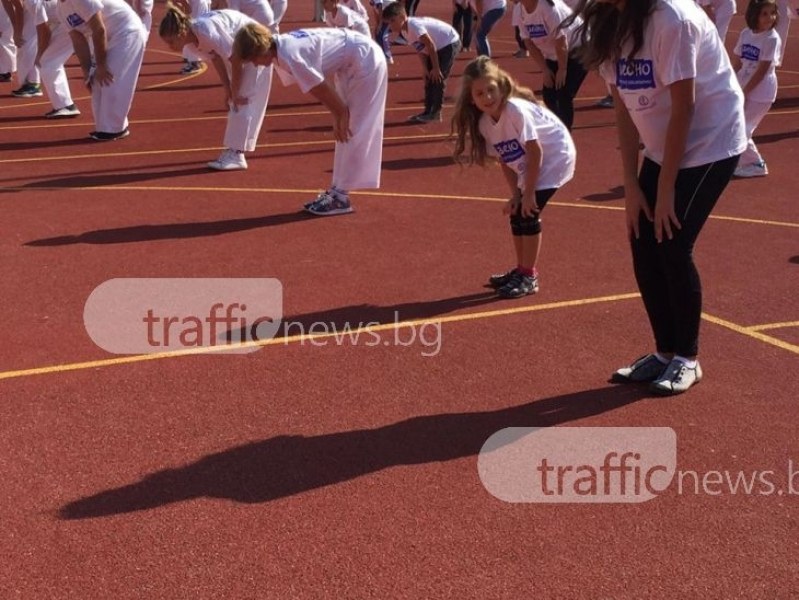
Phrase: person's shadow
[{"left": 59, "top": 385, "right": 650, "bottom": 520}]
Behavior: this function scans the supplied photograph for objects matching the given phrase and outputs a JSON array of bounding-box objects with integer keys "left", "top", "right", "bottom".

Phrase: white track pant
[
  {"left": 91, "top": 26, "right": 146, "bottom": 133},
  {"left": 268, "top": 0, "right": 286, "bottom": 25},
  {"left": 741, "top": 99, "right": 772, "bottom": 165},
  {"left": 223, "top": 62, "right": 273, "bottom": 152},
  {"left": 776, "top": 0, "right": 792, "bottom": 66},
  {"left": 39, "top": 25, "right": 74, "bottom": 109},
  {"left": 0, "top": 7, "right": 16, "bottom": 74},
  {"left": 16, "top": 14, "right": 39, "bottom": 84},
  {"left": 331, "top": 37, "right": 387, "bottom": 191}
]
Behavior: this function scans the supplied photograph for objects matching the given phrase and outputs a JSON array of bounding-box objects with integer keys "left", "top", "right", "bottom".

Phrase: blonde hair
[
  {"left": 451, "top": 56, "right": 537, "bottom": 167},
  {"left": 159, "top": 3, "right": 191, "bottom": 40},
  {"left": 233, "top": 23, "right": 276, "bottom": 62}
]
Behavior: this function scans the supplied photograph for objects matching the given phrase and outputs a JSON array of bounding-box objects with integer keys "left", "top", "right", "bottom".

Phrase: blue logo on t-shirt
[
  {"left": 289, "top": 30, "right": 310, "bottom": 38},
  {"left": 494, "top": 139, "right": 525, "bottom": 163},
  {"left": 525, "top": 23, "right": 547, "bottom": 38},
  {"left": 616, "top": 58, "right": 655, "bottom": 90},
  {"left": 741, "top": 43, "right": 760, "bottom": 62},
  {"left": 412, "top": 41, "right": 425, "bottom": 52},
  {"left": 66, "top": 13, "right": 85, "bottom": 27}
]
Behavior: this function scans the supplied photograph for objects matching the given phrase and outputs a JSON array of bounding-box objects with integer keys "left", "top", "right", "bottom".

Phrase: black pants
[
  {"left": 452, "top": 5, "right": 473, "bottom": 49},
  {"left": 424, "top": 42, "right": 459, "bottom": 115},
  {"left": 633, "top": 155, "right": 740, "bottom": 357},
  {"left": 542, "top": 55, "right": 588, "bottom": 131},
  {"left": 405, "top": 0, "right": 421, "bottom": 15}
]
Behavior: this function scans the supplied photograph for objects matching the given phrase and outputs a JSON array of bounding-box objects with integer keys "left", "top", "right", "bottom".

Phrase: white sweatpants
[
  {"left": 268, "top": 0, "right": 287, "bottom": 25},
  {"left": 16, "top": 13, "right": 39, "bottom": 85},
  {"left": 331, "top": 36, "right": 387, "bottom": 191},
  {"left": 776, "top": 0, "right": 793, "bottom": 66},
  {"left": 91, "top": 26, "right": 146, "bottom": 133},
  {"left": 741, "top": 99, "right": 772, "bottom": 165},
  {"left": 713, "top": 0, "right": 735, "bottom": 42},
  {"left": 39, "top": 24, "right": 75, "bottom": 109},
  {"left": 223, "top": 62, "right": 273, "bottom": 152},
  {"left": 0, "top": 6, "right": 16, "bottom": 74}
]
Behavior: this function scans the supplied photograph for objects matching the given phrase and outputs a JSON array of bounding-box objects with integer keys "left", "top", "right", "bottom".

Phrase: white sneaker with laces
[
  {"left": 45, "top": 104, "right": 81, "bottom": 119},
  {"left": 734, "top": 161, "right": 768, "bottom": 178},
  {"left": 208, "top": 149, "right": 247, "bottom": 171},
  {"left": 649, "top": 359, "right": 703, "bottom": 395}
]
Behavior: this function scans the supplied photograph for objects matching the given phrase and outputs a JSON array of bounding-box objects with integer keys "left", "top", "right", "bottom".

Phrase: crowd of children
[{"left": 1, "top": 0, "right": 794, "bottom": 395}]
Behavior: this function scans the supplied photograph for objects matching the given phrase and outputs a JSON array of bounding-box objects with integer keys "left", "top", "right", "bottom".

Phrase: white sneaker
[
  {"left": 208, "top": 149, "right": 247, "bottom": 171},
  {"left": 45, "top": 104, "right": 81, "bottom": 119},
  {"left": 734, "top": 161, "right": 768, "bottom": 178},
  {"left": 649, "top": 359, "right": 703, "bottom": 395}
]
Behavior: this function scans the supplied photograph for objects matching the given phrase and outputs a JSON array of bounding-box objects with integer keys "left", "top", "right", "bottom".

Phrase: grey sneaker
[
  {"left": 497, "top": 271, "right": 538, "bottom": 299},
  {"left": 649, "top": 359, "right": 702, "bottom": 395},
  {"left": 610, "top": 354, "right": 668, "bottom": 383}
]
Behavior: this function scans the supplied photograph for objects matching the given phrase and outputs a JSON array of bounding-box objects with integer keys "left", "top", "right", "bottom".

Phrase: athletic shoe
[
  {"left": 733, "top": 161, "right": 768, "bottom": 178},
  {"left": 180, "top": 61, "right": 202, "bottom": 74},
  {"left": 304, "top": 191, "right": 353, "bottom": 216},
  {"left": 89, "top": 128, "right": 130, "bottom": 141},
  {"left": 610, "top": 353, "right": 668, "bottom": 383},
  {"left": 595, "top": 94, "right": 614, "bottom": 108},
  {"left": 497, "top": 271, "right": 538, "bottom": 299},
  {"left": 649, "top": 359, "right": 703, "bottom": 395},
  {"left": 207, "top": 148, "right": 247, "bottom": 170},
  {"left": 488, "top": 268, "right": 519, "bottom": 289},
  {"left": 513, "top": 49, "right": 529, "bottom": 58},
  {"left": 408, "top": 111, "right": 441, "bottom": 123},
  {"left": 12, "top": 82, "right": 43, "bottom": 97},
  {"left": 45, "top": 104, "right": 81, "bottom": 119},
  {"left": 0, "top": 73, "right": 11, "bottom": 83}
]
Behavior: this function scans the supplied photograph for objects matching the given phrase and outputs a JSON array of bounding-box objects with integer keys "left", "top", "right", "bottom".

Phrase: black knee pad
[{"left": 510, "top": 212, "right": 542, "bottom": 236}]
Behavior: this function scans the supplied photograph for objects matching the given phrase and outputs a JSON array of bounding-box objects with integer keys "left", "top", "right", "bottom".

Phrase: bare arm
[
  {"left": 308, "top": 79, "right": 351, "bottom": 142},
  {"left": 3, "top": 0, "right": 24, "bottom": 46},
  {"left": 86, "top": 12, "right": 113, "bottom": 85},
  {"left": 35, "top": 21, "right": 52, "bottom": 66},
  {"left": 521, "top": 139, "right": 543, "bottom": 217},
  {"left": 419, "top": 33, "right": 442, "bottom": 81},
  {"left": 611, "top": 84, "right": 652, "bottom": 240},
  {"left": 68, "top": 29, "right": 93, "bottom": 80},
  {"left": 654, "top": 77, "right": 695, "bottom": 242},
  {"left": 553, "top": 34, "right": 568, "bottom": 89}
]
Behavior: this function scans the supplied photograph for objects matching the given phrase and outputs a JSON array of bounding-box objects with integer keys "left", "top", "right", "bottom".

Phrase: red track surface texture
[{"left": 1, "top": 2, "right": 798, "bottom": 598}]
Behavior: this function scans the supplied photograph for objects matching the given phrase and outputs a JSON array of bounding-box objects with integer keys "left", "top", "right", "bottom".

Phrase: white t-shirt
[
  {"left": 697, "top": 0, "right": 736, "bottom": 13},
  {"left": 734, "top": 27, "right": 780, "bottom": 103},
  {"left": 191, "top": 9, "right": 257, "bottom": 60},
  {"left": 479, "top": 97, "right": 576, "bottom": 191},
  {"left": 325, "top": 4, "right": 370, "bottom": 38},
  {"left": 599, "top": 0, "right": 746, "bottom": 167},
  {"left": 406, "top": 16, "right": 460, "bottom": 54},
  {"left": 57, "top": 0, "right": 143, "bottom": 42},
  {"left": 518, "top": 0, "right": 581, "bottom": 61},
  {"left": 275, "top": 28, "right": 372, "bottom": 93},
  {"left": 467, "top": 0, "right": 506, "bottom": 17}
]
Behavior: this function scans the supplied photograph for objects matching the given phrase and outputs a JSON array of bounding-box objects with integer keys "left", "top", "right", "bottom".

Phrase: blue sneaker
[{"left": 304, "top": 191, "right": 353, "bottom": 216}]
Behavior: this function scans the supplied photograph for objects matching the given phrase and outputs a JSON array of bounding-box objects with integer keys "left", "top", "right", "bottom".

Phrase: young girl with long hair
[
  {"left": 452, "top": 56, "right": 575, "bottom": 298},
  {"left": 567, "top": 0, "right": 746, "bottom": 395}
]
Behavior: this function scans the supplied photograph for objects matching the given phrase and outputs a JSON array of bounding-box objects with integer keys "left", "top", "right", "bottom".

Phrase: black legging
[
  {"left": 424, "top": 42, "right": 459, "bottom": 115},
  {"left": 632, "top": 155, "right": 740, "bottom": 357},
  {"left": 542, "top": 54, "right": 588, "bottom": 131}
]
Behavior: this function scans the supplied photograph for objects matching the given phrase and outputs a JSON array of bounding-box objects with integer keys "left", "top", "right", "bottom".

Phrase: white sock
[{"left": 674, "top": 355, "right": 697, "bottom": 369}]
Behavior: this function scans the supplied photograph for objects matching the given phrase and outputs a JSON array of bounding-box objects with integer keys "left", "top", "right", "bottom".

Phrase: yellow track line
[
  {"left": 0, "top": 292, "right": 640, "bottom": 381},
  {"left": 1, "top": 184, "right": 796, "bottom": 229},
  {"left": 702, "top": 313, "right": 799, "bottom": 355},
  {"left": 748, "top": 321, "right": 799, "bottom": 332},
  {"left": 0, "top": 133, "right": 450, "bottom": 164}
]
